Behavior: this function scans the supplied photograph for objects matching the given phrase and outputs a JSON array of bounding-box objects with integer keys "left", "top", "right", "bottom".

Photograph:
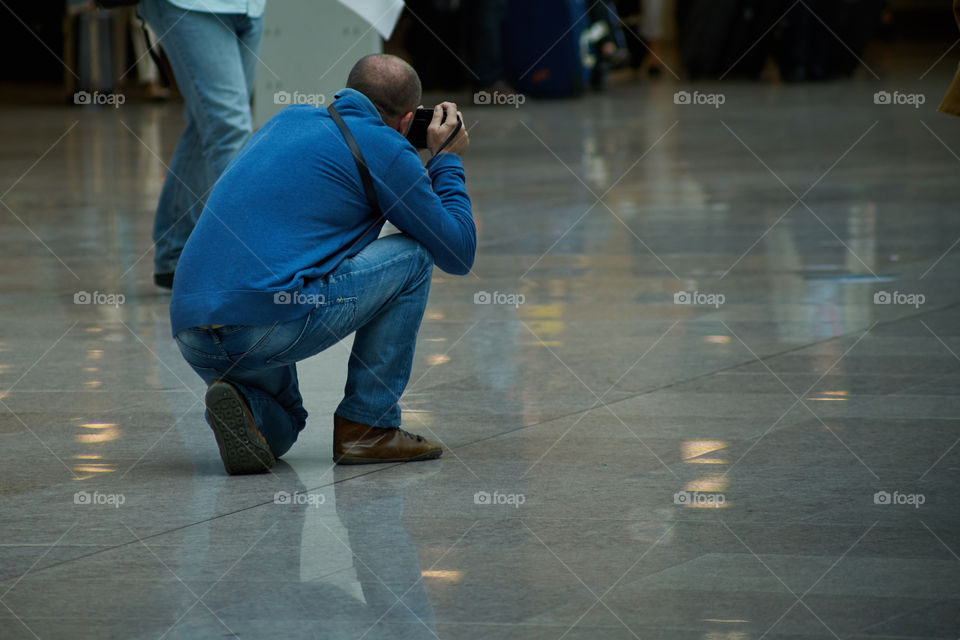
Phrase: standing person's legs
[
  {"left": 235, "top": 12, "right": 264, "bottom": 108},
  {"left": 152, "top": 113, "right": 208, "bottom": 278},
  {"left": 138, "top": 0, "right": 263, "bottom": 278}
]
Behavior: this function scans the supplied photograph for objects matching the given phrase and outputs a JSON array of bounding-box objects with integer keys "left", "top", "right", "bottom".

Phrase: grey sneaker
[{"left": 205, "top": 380, "right": 275, "bottom": 475}]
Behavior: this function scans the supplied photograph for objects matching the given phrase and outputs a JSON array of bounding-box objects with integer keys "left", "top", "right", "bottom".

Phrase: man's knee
[
  {"left": 410, "top": 237, "right": 434, "bottom": 272},
  {"left": 376, "top": 233, "right": 434, "bottom": 274},
  {"left": 396, "top": 237, "right": 434, "bottom": 290}
]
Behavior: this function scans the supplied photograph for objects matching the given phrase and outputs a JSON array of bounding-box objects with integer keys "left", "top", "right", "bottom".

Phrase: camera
[{"left": 405, "top": 106, "right": 461, "bottom": 150}]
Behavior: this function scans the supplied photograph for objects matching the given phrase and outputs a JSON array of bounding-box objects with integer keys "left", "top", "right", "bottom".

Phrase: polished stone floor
[{"left": 3, "top": 49, "right": 960, "bottom": 639}]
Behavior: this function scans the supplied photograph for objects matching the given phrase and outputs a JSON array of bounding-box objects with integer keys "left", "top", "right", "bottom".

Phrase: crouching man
[{"left": 169, "top": 54, "right": 474, "bottom": 474}]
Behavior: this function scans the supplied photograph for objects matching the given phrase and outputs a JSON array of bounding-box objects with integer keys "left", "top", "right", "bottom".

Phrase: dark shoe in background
[
  {"left": 154, "top": 272, "right": 174, "bottom": 289},
  {"left": 332, "top": 414, "right": 442, "bottom": 465},
  {"left": 206, "top": 380, "right": 275, "bottom": 475}
]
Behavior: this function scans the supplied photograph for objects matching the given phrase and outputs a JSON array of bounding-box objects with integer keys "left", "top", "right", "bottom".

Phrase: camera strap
[{"left": 328, "top": 104, "right": 381, "bottom": 216}]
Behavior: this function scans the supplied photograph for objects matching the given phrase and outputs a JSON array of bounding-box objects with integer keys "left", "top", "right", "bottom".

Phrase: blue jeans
[
  {"left": 138, "top": 0, "right": 263, "bottom": 274},
  {"left": 174, "top": 235, "right": 434, "bottom": 458}
]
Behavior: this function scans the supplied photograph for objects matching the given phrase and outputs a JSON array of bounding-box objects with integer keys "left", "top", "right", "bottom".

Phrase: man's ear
[{"left": 398, "top": 110, "right": 414, "bottom": 136}]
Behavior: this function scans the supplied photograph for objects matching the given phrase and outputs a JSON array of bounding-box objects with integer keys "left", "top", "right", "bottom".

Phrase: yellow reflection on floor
[
  {"left": 72, "top": 464, "right": 115, "bottom": 474},
  {"left": 421, "top": 570, "right": 463, "bottom": 582},
  {"left": 684, "top": 476, "right": 729, "bottom": 492},
  {"left": 807, "top": 389, "right": 849, "bottom": 401},
  {"left": 682, "top": 440, "right": 729, "bottom": 464},
  {"left": 76, "top": 423, "right": 119, "bottom": 444}
]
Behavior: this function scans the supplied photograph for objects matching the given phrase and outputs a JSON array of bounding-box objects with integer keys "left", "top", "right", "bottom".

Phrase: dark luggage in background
[
  {"left": 503, "top": 0, "right": 591, "bottom": 98},
  {"left": 676, "top": 0, "right": 788, "bottom": 79},
  {"left": 404, "top": 0, "right": 471, "bottom": 91},
  {"left": 676, "top": 0, "right": 886, "bottom": 81},
  {"left": 773, "top": 0, "right": 886, "bottom": 82}
]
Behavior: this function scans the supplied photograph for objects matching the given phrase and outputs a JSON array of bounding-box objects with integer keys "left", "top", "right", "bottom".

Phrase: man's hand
[{"left": 427, "top": 102, "right": 469, "bottom": 156}]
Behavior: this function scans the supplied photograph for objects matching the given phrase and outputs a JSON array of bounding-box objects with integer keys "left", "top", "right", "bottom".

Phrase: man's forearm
[{"left": 425, "top": 154, "right": 476, "bottom": 274}]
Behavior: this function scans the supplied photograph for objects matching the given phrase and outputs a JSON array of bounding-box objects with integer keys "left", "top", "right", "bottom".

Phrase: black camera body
[{"left": 405, "top": 107, "right": 461, "bottom": 150}]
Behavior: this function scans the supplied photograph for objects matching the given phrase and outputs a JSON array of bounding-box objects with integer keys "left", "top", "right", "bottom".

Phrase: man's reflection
[{"left": 163, "top": 463, "right": 437, "bottom": 639}]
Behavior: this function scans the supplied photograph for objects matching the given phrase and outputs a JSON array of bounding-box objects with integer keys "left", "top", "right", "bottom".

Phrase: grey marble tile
[{"left": 4, "top": 51, "right": 960, "bottom": 639}]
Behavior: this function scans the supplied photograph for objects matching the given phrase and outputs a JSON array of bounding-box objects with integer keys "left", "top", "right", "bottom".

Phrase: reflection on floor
[{"left": 2, "top": 56, "right": 960, "bottom": 639}]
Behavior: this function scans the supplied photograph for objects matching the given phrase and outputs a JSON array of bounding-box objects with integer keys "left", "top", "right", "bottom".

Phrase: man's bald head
[{"left": 346, "top": 54, "right": 422, "bottom": 126}]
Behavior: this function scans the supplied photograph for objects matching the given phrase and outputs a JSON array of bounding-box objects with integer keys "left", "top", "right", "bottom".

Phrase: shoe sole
[
  {"left": 205, "top": 382, "right": 275, "bottom": 475},
  {"left": 334, "top": 449, "right": 443, "bottom": 465}
]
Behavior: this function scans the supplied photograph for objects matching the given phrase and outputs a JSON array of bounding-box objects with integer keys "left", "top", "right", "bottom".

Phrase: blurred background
[
  {"left": 2, "top": 4, "right": 960, "bottom": 638},
  {"left": 0, "top": 0, "right": 955, "bottom": 108}
]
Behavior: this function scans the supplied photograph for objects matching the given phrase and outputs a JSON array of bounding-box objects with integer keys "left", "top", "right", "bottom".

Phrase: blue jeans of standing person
[
  {"left": 173, "top": 235, "right": 434, "bottom": 458},
  {"left": 138, "top": 0, "right": 264, "bottom": 276}
]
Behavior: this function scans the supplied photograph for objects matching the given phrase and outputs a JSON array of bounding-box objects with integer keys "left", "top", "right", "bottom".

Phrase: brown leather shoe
[
  {"left": 333, "top": 414, "right": 442, "bottom": 464},
  {"left": 205, "top": 380, "right": 275, "bottom": 475}
]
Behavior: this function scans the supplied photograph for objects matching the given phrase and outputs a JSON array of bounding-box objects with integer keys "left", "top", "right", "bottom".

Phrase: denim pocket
[
  {"left": 175, "top": 328, "right": 228, "bottom": 364},
  {"left": 265, "top": 297, "right": 359, "bottom": 365}
]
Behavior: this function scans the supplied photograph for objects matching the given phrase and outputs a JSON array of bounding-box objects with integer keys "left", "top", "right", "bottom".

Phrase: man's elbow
[
  {"left": 439, "top": 254, "right": 474, "bottom": 276},
  {"left": 438, "top": 241, "right": 475, "bottom": 275}
]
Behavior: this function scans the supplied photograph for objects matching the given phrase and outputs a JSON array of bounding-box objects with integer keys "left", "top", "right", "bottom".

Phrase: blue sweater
[{"left": 169, "top": 89, "right": 475, "bottom": 336}]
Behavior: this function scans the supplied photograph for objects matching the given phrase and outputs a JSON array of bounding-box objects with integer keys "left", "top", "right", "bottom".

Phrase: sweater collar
[{"left": 331, "top": 88, "right": 381, "bottom": 118}]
